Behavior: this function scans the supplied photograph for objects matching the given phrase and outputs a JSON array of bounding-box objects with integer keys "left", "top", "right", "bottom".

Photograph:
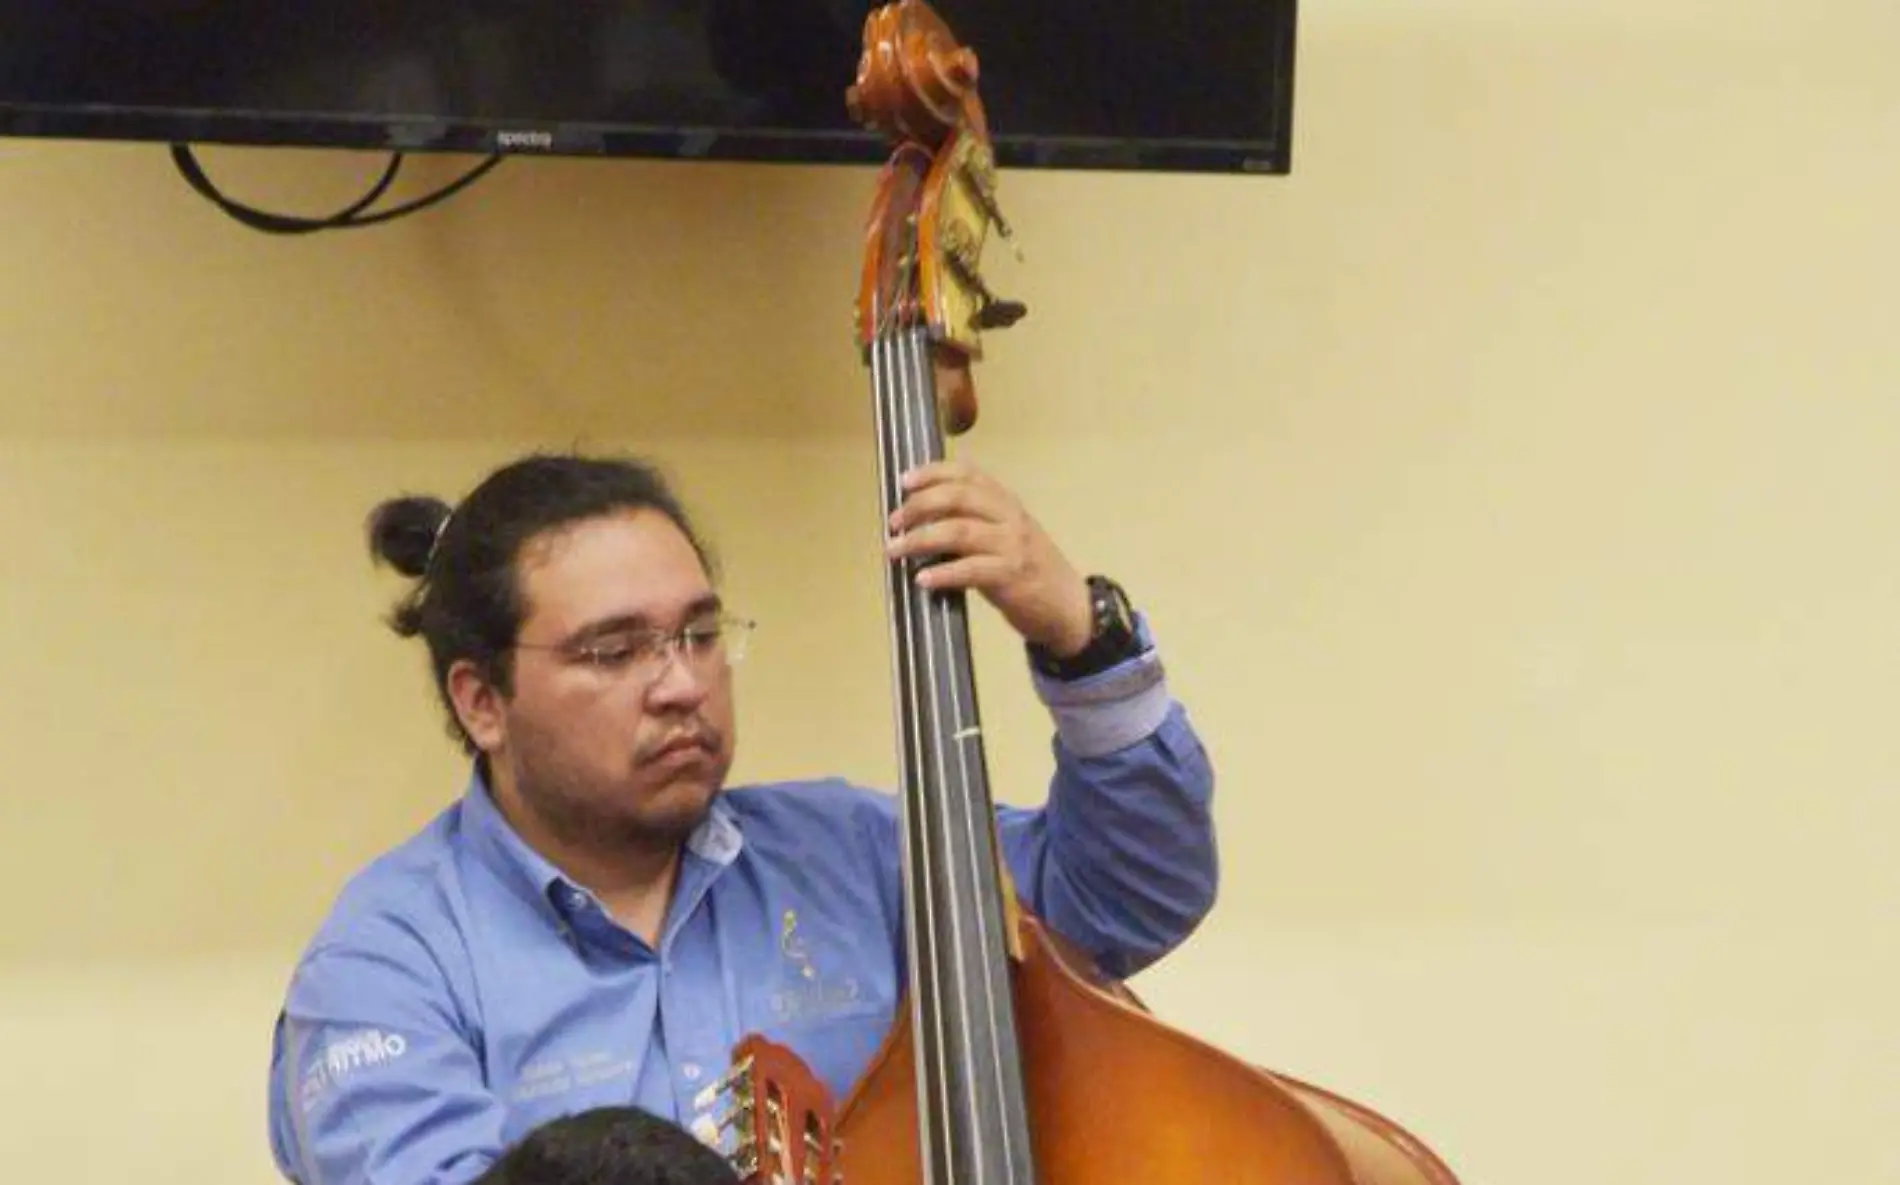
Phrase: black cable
[
  {"left": 169, "top": 144, "right": 504, "bottom": 234},
  {"left": 320, "top": 152, "right": 504, "bottom": 228}
]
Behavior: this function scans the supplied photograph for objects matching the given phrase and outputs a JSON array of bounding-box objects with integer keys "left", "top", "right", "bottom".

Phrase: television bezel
[{"left": 0, "top": 3, "right": 1296, "bottom": 175}]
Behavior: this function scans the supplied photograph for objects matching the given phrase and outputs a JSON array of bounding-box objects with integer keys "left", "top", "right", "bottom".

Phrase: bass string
[
  {"left": 897, "top": 327, "right": 1036, "bottom": 1182},
  {"left": 892, "top": 325, "right": 984, "bottom": 1179},
  {"left": 870, "top": 325, "right": 948, "bottom": 1185},
  {"left": 874, "top": 323, "right": 1028, "bottom": 1182}
]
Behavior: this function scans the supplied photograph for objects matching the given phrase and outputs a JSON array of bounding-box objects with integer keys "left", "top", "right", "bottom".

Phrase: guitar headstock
[
  {"left": 848, "top": 0, "right": 1025, "bottom": 436},
  {"left": 693, "top": 1035, "right": 836, "bottom": 1184}
]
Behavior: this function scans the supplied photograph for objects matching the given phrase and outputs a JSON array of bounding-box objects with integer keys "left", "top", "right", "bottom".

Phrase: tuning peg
[
  {"left": 973, "top": 299, "right": 1027, "bottom": 329},
  {"left": 692, "top": 1055, "right": 754, "bottom": 1113},
  {"left": 978, "top": 198, "right": 1021, "bottom": 259},
  {"left": 957, "top": 155, "right": 1023, "bottom": 262}
]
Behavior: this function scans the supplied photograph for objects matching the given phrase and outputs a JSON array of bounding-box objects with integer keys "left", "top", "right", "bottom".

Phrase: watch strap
[{"left": 1029, "top": 575, "right": 1141, "bottom": 681}]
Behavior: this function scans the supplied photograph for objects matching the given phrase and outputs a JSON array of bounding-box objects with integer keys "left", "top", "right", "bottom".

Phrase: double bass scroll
[{"left": 707, "top": 4, "right": 1466, "bottom": 1183}]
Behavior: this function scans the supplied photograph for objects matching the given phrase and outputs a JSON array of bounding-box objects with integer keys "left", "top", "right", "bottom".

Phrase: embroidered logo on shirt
[
  {"left": 770, "top": 909, "right": 869, "bottom": 1025},
  {"left": 298, "top": 1028, "right": 409, "bottom": 1112},
  {"left": 509, "top": 1051, "right": 637, "bottom": 1104},
  {"left": 780, "top": 909, "right": 817, "bottom": 981}
]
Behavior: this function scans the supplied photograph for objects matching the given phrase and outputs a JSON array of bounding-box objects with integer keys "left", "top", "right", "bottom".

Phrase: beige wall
[{"left": 3, "top": 1, "right": 1896, "bottom": 1181}]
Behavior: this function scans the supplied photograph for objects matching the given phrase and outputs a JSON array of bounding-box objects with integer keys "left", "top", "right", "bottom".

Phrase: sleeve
[
  {"left": 267, "top": 921, "right": 506, "bottom": 1185},
  {"left": 993, "top": 614, "right": 1220, "bottom": 978}
]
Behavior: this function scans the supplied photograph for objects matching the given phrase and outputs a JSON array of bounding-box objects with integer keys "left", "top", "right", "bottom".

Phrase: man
[
  {"left": 473, "top": 1107, "right": 738, "bottom": 1185},
  {"left": 267, "top": 450, "right": 1217, "bottom": 1185}
]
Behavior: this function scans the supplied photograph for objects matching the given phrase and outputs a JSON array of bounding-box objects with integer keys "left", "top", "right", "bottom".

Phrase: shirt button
[{"left": 681, "top": 1062, "right": 702, "bottom": 1081}]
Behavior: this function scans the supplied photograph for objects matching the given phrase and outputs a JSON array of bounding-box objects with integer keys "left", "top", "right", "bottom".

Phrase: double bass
[{"left": 707, "top": 4, "right": 1464, "bottom": 1181}]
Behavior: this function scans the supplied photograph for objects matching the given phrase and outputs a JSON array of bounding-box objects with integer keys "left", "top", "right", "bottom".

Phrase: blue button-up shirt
[{"left": 267, "top": 631, "right": 1217, "bottom": 1185}]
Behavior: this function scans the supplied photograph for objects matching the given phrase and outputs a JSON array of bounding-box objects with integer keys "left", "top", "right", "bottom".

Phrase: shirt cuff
[{"left": 1029, "top": 613, "right": 1170, "bottom": 758}]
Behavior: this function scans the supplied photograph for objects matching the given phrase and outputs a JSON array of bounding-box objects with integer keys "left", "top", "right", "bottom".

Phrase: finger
[
  {"left": 899, "top": 459, "right": 984, "bottom": 493},
  {"left": 899, "top": 459, "right": 967, "bottom": 488},
  {"left": 913, "top": 553, "right": 1014, "bottom": 592},
  {"left": 889, "top": 480, "right": 1011, "bottom": 532},
  {"left": 886, "top": 518, "right": 1009, "bottom": 561}
]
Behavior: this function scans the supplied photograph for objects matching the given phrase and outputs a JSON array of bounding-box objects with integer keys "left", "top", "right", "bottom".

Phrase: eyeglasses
[{"left": 514, "top": 613, "right": 756, "bottom": 682}]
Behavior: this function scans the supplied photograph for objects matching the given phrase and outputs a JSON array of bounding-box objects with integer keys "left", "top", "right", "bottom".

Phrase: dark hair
[
  {"left": 366, "top": 451, "right": 715, "bottom": 753},
  {"left": 474, "top": 1106, "right": 740, "bottom": 1185}
]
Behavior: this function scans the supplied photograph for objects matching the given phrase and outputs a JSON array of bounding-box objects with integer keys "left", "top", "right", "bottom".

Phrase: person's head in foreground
[{"left": 474, "top": 1105, "right": 741, "bottom": 1185}]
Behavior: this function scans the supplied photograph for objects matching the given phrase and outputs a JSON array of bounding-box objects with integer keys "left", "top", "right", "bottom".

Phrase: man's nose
[{"left": 642, "top": 645, "right": 711, "bottom": 706}]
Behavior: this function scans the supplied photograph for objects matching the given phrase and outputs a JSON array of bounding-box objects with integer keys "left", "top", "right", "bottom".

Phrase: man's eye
[
  {"left": 588, "top": 639, "right": 647, "bottom": 665},
  {"left": 683, "top": 624, "right": 723, "bottom": 652}
]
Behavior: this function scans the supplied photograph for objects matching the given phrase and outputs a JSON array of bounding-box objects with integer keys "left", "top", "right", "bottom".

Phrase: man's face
[{"left": 474, "top": 508, "right": 737, "bottom": 851}]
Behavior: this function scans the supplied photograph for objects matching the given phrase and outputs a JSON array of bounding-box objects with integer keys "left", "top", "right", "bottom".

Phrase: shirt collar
[{"left": 458, "top": 763, "right": 746, "bottom": 916}]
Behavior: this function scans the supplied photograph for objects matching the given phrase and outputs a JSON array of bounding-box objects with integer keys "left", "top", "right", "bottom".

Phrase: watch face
[{"left": 1091, "top": 576, "right": 1135, "bottom": 637}]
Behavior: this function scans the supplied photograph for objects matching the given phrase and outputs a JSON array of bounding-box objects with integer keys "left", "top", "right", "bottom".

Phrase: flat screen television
[{"left": 0, "top": 0, "right": 1298, "bottom": 174}]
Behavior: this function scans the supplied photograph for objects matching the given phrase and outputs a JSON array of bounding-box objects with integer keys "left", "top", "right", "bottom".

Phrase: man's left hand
[{"left": 886, "top": 461, "right": 1094, "bottom": 658}]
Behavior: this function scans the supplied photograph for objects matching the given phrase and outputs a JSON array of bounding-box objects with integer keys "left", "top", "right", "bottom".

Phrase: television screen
[{"left": 0, "top": 0, "right": 1297, "bottom": 173}]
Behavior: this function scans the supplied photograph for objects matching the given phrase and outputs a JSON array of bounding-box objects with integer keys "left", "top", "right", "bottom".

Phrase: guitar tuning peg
[{"left": 692, "top": 1055, "right": 753, "bottom": 1113}]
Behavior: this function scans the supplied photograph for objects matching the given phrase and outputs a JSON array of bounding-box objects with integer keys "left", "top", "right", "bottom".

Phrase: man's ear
[{"left": 446, "top": 658, "right": 507, "bottom": 754}]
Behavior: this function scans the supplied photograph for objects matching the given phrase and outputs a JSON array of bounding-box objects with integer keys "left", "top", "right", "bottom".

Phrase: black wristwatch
[{"left": 1029, "top": 574, "right": 1142, "bottom": 680}]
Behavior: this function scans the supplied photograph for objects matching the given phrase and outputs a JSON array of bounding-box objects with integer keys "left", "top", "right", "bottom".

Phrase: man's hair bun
[{"left": 366, "top": 495, "right": 452, "bottom": 579}]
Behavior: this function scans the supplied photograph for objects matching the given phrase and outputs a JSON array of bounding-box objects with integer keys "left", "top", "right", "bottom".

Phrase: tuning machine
[
  {"left": 940, "top": 222, "right": 1028, "bottom": 332},
  {"left": 957, "top": 153, "right": 1023, "bottom": 261},
  {"left": 692, "top": 1053, "right": 756, "bottom": 1115},
  {"left": 689, "top": 1054, "right": 760, "bottom": 1172}
]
